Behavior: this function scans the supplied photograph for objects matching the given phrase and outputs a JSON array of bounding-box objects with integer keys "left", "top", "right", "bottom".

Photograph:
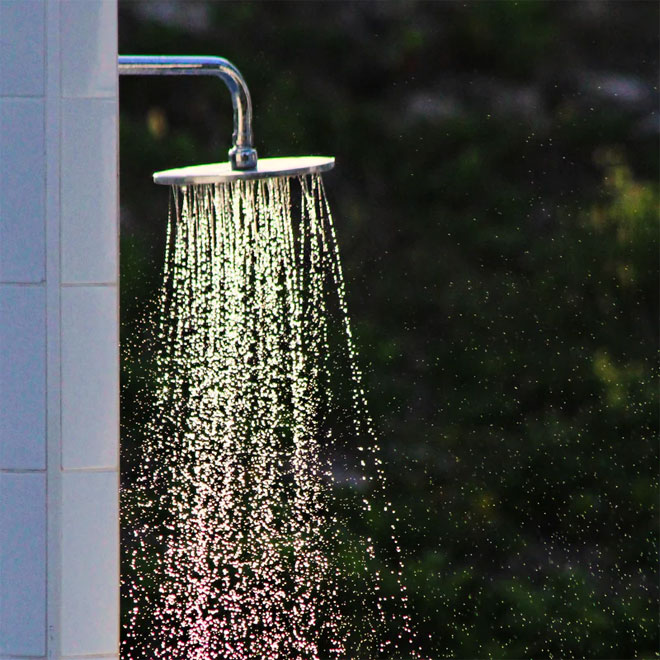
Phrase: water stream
[{"left": 122, "top": 174, "right": 416, "bottom": 659}]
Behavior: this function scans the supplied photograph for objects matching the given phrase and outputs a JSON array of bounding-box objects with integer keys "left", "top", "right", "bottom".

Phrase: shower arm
[{"left": 118, "top": 55, "right": 258, "bottom": 170}]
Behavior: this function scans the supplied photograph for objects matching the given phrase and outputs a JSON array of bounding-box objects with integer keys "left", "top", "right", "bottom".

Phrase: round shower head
[{"left": 153, "top": 156, "right": 334, "bottom": 186}]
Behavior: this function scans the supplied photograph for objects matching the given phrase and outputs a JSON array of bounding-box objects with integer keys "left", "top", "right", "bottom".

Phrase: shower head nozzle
[{"left": 153, "top": 156, "right": 335, "bottom": 186}]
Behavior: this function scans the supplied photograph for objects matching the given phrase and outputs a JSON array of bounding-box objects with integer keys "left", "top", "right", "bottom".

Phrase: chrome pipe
[{"left": 118, "top": 55, "right": 258, "bottom": 170}]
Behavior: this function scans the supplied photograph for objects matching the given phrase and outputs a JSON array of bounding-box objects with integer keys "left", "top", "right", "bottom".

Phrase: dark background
[{"left": 119, "top": 2, "right": 659, "bottom": 657}]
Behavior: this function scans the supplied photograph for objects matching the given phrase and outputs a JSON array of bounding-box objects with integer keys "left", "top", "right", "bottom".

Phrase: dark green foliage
[{"left": 119, "top": 2, "right": 658, "bottom": 657}]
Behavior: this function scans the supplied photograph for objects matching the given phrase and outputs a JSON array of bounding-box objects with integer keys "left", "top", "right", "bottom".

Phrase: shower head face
[{"left": 153, "top": 156, "right": 334, "bottom": 185}]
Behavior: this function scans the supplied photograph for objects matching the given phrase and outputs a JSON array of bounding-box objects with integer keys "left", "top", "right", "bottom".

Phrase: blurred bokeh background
[{"left": 119, "top": 2, "right": 658, "bottom": 657}]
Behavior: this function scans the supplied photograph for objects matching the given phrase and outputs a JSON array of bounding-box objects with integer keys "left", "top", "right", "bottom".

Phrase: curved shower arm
[{"left": 118, "top": 55, "right": 258, "bottom": 170}]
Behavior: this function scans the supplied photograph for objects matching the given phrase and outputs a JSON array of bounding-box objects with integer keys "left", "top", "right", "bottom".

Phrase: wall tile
[
  {"left": 0, "top": 472, "right": 46, "bottom": 656},
  {"left": 61, "top": 286, "right": 118, "bottom": 469},
  {"left": 0, "top": 286, "right": 46, "bottom": 469},
  {"left": 0, "top": 0, "right": 45, "bottom": 97},
  {"left": 61, "top": 0, "right": 117, "bottom": 99},
  {"left": 61, "top": 471, "right": 119, "bottom": 656},
  {"left": 0, "top": 98, "right": 46, "bottom": 282},
  {"left": 61, "top": 97, "right": 117, "bottom": 284}
]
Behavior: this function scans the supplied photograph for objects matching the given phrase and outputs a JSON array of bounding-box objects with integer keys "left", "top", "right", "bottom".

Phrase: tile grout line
[
  {"left": 0, "top": 93, "right": 47, "bottom": 99},
  {"left": 45, "top": 0, "right": 61, "bottom": 657},
  {"left": 60, "top": 467, "right": 119, "bottom": 474},
  {"left": 60, "top": 282, "right": 118, "bottom": 288}
]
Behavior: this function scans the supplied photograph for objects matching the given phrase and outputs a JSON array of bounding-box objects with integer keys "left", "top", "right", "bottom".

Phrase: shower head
[
  {"left": 152, "top": 156, "right": 335, "bottom": 185},
  {"left": 118, "top": 55, "right": 335, "bottom": 185}
]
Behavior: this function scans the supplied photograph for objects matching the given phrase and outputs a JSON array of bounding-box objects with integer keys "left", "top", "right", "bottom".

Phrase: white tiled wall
[
  {"left": 0, "top": 0, "right": 46, "bottom": 97},
  {"left": 61, "top": 0, "right": 118, "bottom": 99},
  {"left": 0, "top": 0, "right": 119, "bottom": 657},
  {"left": 61, "top": 97, "right": 118, "bottom": 284},
  {"left": 61, "top": 286, "right": 119, "bottom": 469},
  {"left": 0, "top": 472, "right": 47, "bottom": 656},
  {"left": 0, "top": 2, "right": 49, "bottom": 655},
  {"left": 0, "top": 286, "right": 46, "bottom": 469},
  {"left": 0, "top": 98, "right": 46, "bottom": 282},
  {"left": 61, "top": 471, "right": 119, "bottom": 656}
]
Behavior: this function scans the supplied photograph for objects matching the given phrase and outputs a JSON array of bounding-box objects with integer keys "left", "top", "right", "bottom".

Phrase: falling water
[{"left": 122, "top": 174, "right": 417, "bottom": 659}]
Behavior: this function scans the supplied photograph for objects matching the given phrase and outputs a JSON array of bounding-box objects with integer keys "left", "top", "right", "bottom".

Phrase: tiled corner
[
  {"left": 0, "top": 98, "right": 46, "bottom": 283},
  {"left": 0, "top": 0, "right": 46, "bottom": 97},
  {"left": 61, "top": 97, "right": 117, "bottom": 284},
  {"left": 0, "top": 472, "right": 46, "bottom": 656},
  {"left": 0, "top": 286, "right": 46, "bottom": 470},
  {"left": 61, "top": 470, "right": 119, "bottom": 656},
  {"left": 61, "top": 286, "right": 118, "bottom": 469},
  {"left": 61, "top": 0, "right": 117, "bottom": 99}
]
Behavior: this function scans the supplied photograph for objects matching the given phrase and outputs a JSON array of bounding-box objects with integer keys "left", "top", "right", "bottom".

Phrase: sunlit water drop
[{"left": 122, "top": 175, "right": 419, "bottom": 659}]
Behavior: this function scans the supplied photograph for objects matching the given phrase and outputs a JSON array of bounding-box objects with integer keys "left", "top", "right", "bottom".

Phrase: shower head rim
[{"left": 153, "top": 156, "right": 335, "bottom": 185}]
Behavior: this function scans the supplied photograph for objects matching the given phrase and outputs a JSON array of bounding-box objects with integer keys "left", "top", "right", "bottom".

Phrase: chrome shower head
[
  {"left": 118, "top": 55, "right": 335, "bottom": 185},
  {"left": 152, "top": 156, "right": 334, "bottom": 185}
]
